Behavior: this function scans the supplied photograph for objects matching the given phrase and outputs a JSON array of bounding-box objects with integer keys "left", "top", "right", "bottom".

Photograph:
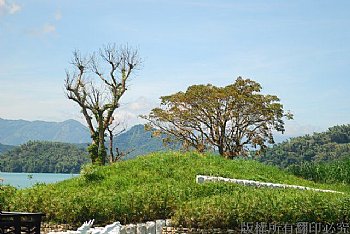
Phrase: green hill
[
  {"left": 3, "top": 152, "right": 350, "bottom": 228},
  {"left": 260, "top": 124, "right": 350, "bottom": 168},
  {"left": 113, "top": 124, "right": 166, "bottom": 159},
  {"left": 0, "top": 143, "right": 15, "bottom": 154},
  {"left": 0, "top": 141, "right": 89, "bottom": 173}
]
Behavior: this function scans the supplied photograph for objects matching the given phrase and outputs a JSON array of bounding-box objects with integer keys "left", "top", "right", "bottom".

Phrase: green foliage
[
  {"left": 287, "top": 156, "right": 350, "bottom": 184},
  {"left": 0, "top": 141, "right": 89, "bottom": 173},
  {"left": 80, "top": 164, "right": 105, "bottom": 182},
  {"left": 171, "top": 189, "right": 349, "bottom": 228},
  {"left": 5, "top": 152, "right": 350, "bottom": 227},
  {"left": 87, "top": 143, "right": 99, "bottom": 163},
  {"left": 260, "top": 124, "right": 350, "bottom": 168},
  {"left": 143, "top": 77, "right": 292, "bottom": 158},
  {"left": 0, "top": 185, "right": 17, "bottom": 210},
  {"left": 98, "top": 145, "right": 107, "bottom": 165}
]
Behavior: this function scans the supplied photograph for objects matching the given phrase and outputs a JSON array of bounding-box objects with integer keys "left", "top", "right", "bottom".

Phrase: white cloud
[
  {"left": 54, "top": 10, "right": 62, "bottom": 21},
  {"left": 8, "top": 2, "right": 20, "bottom": 14},
  {"left": 43, "top": 23, "right": 56, "bottom": 33},
  {"left": 128, "top": 96, "right": 153, "bottom": 111},
  {"left": 107, "top": 96, "right": 156, "bottom": 127},
  {"left": 283, "top": 121, "right": 323, "bottom": 137},
  {"left": 0, "top": 0, "right": 21, "bottom": 15},
  {"left": 28, "top": 23, "right": 56, "bottom": 36},
  {"left": 26, "top": 10, "right": 61, "bottom": 37}
]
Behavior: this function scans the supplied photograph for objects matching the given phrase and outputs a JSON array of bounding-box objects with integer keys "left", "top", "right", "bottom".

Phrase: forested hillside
[
  {"left": 260, "top": 124, "right": 350, "bottom": 167},
  {"left": 0, "top": 141, "right": 89, "bottom": 173},
  {"left": 0, "top": 143, "right": 15, "bottom": 154},
  {"left": 0, "top": 125, "right": 166, "bottom": 173},
  {"left": 113, "top": 124, "right": 166, "bottom": 159}
]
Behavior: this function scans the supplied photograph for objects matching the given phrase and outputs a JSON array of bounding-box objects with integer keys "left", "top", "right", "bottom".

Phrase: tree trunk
[
  {"left": 98, "top": 115, "right": 106, "bottom": 165},
  {"left": 108, "top": 128, "right": 114, "bottom": 163},
  {"left": 218, "top": 146, "right": 224, "bottom": 156}
]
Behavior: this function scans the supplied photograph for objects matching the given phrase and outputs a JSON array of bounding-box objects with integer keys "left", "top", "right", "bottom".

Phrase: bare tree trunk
[
  {"left": 65, "top": 44, "right": 141, "bottom": 165},
  {"left": 108, "top": 127, "right": 114, "bottom": 163},
  {"left": 98, "top": 115, "right": 106, "bottom": 165}
]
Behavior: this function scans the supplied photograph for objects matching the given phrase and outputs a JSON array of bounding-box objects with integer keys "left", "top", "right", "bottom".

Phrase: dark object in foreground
[{"left": 0, "top": 212, "right": 45, "bottom": 234}]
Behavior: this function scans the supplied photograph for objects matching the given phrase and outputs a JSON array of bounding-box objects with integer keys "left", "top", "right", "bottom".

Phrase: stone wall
[
  {"left": 43, "top": 219, "right": 171, "bottom": 234},
  {"left": 41, "top": 223, "right": 76, "bottom": 233},
  {"left": 42, "top": 219, "right": 240, "bottom": 234},
  {"left": 196, "top": 175, "right": 343, "bottom": 193}
]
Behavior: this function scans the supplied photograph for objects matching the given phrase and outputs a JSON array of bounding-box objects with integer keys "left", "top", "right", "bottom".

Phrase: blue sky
[{"left": 0, "top": 0, "right": 349, "bottom": 137}]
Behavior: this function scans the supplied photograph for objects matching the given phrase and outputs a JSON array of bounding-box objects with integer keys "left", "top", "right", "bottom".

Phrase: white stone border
[
  {"left": 48, "top": 219, "right": 171, "bottom": 234},
  {"left": 196, "top": 175, "right": 344, "bottom": 194}
]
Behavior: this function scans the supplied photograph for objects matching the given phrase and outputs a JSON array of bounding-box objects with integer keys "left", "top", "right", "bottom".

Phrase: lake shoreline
[{"left": 0, "top": 172, "right": 79, "bottom": 188}]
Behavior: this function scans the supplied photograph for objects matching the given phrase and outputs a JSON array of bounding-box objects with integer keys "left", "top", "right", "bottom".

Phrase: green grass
[
  {"left": 287, "top": 157, "right": 350, "bottom": 184},
  {"left": 3, "top": 151, "right": 350, "bottom": 228}
]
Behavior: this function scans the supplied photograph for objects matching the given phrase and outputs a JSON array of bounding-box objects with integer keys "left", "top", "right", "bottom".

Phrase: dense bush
[
  {"left": 0, "top": 185, "right": 17, "bottom": 210},
  {"left": 5, "top": 152, "right": 350, "bottom": 228},
  {"left": 287, "top": 157, "right": 350, "bottom": 184}
]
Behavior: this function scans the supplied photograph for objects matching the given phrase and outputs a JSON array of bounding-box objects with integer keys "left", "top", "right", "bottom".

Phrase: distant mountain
[
  {"left": 0, "top": 143, "right": 15, "bottom": 154},
  {"left": 0, "top": 141, "right": 89, "bottom": 173},
  {"left": 0, "top": 122, "right": 167, "bottom": 173},
  {"left": 113, "top": 124, "right": 167, "bottom": 160},
  {"left": 0, "top": 118, "right": 90, "bottom": 145}
]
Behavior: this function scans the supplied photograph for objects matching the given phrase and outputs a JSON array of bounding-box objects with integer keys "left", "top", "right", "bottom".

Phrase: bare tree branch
[{"left": 65, "top": 44, "right": 141, "bottom": 165}]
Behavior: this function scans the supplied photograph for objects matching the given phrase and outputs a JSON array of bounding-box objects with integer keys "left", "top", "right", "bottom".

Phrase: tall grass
[
  {"left": 4, "top": 151, "right": 350, "bottom": 228},
  {"left": 287, "top": 156, "right": 350, "bottom": 184}
]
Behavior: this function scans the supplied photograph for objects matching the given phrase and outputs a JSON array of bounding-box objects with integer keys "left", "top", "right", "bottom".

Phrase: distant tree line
[
  {"left": 259, "top": 124, "right": 350, "bottom": 168},
  {"left": 0, "top": 141, "right": 89, "bottom": 173}
]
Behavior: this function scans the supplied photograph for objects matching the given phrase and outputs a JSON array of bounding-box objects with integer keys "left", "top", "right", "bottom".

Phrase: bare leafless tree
[
  {"left": 114, "top": 147, "right": 135, "bottom": 162},
  {"left": 107, "top": 117, "right": 126, "bottom": 163},
  {"left": 65, "top": 44, "right": 141, "bottom": 165}
]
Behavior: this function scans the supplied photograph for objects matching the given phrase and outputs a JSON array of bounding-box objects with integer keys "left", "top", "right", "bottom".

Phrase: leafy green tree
[
  {"left": 65, "top": 44, "right": 141, "bottom": 165},
  {"left": 142, "top": 77, "right": 292, "bottom": 158}
]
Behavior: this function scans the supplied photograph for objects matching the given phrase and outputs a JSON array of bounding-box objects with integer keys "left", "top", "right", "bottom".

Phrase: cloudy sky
[{"left": 0, "top": 0, "right": 349, "bottom": 137}]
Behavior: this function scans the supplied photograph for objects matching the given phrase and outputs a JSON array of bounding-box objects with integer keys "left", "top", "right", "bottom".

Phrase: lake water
[{"left": 0, "top": 172, "right": 79, "bottom": 188}]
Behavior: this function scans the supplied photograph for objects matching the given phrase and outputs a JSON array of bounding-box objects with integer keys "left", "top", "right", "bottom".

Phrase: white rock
[
  {"left": 119, "top": 226, "right": 126, "bottom": 234},
  {"left": 155, "top": 220, "right": 165, "bottom": 234},
  {"left": 77, "top": 220, "right": 95, "bottom": 234},
  {"left": 196, "top": 175, "right": 205, "bottom": 184},
  {"left": 165, "top": 219, "right": 172, "bottom": 227},
  {"left": 125, "top": 224, "right": 136, "bottom": 234},
  {"left": 145, "top": 221, "right": 156, "bottom": 234},
  {"left": 99, "top": 222, "right": 121, "bottom": 234},
  {"left": 136, "top": 223, "right": 146, "bottom": 234},
  {"left": 196, "top": 175, "right": 343, "bottom": 194}
]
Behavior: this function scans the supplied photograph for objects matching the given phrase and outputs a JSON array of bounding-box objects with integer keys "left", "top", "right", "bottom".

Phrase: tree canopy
[{"left": 142, "top": 77, "right": 292, "bottom": 158}]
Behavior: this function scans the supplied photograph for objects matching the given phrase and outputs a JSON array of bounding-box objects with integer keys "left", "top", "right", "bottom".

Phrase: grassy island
[{"left": 2, "top": 151, "right": 350, "bottom": 228}]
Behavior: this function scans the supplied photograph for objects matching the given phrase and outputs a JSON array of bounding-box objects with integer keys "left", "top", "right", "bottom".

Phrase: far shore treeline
[{"left": 1, "top": 123, "right": 350, "bottom": 175}]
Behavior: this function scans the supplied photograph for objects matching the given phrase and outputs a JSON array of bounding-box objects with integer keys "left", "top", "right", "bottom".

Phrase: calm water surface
[{"left": 0, "top": 172, "right": 79, "bottom": 188}]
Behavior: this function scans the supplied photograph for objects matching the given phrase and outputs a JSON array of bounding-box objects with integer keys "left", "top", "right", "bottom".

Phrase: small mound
[{"left": 4, "top": 151, "right": 350, "bottom": 228}]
